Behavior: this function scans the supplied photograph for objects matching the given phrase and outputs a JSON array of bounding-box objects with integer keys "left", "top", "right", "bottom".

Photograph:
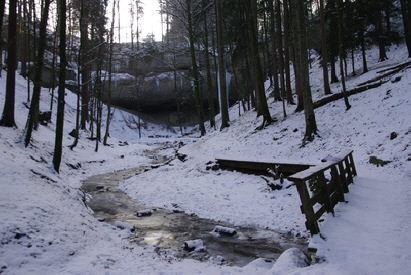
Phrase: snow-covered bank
[{"left": 1, "top": 43, "right": 410, "bottom": 274}]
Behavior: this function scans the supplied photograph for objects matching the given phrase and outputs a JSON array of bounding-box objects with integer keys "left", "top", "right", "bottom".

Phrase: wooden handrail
[{"left": 287, "top": 150, "right": 357, "bottom": 235}]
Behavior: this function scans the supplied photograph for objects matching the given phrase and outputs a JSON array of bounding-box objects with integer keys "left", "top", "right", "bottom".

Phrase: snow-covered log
[
  {"left": 136, "top": 209, "right": 152, "bottom": 217},
  {"left": 182, "top": 239, "right": 206, "bottom": 252},
  {"left": 114, "top": 221, "right": 135, "bottom": 232},
  {"left": 211, "top": 225, "right": 237, "bottom": 237}
]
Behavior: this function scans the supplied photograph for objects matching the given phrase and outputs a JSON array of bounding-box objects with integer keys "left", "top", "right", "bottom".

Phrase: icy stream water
[{"left": 81, "top": 148, "right": 308, "bottom": 267}]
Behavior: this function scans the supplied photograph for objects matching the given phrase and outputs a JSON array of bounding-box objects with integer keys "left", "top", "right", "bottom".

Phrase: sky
[{"left": 115, "top": 0, "right": 163, "bottom": 42}]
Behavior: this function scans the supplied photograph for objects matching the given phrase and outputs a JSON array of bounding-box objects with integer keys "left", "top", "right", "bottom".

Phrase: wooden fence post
[
  {"left": 348, "top": 152, "right": 357, "bottom": 176},
  {"left": 338, "top": 162, "right": 349, "bottom": 193},
  {"left": 344, "top": 158, "right": 354, "bottom": 185},
  {"left": 331, "top": 165, "right": 345, "bottom": 202},
  {"left": 295, "top": 180, "right": 320, "bottom": 234},
  {"left": 317, "top": 172, "right": 334, "bottom": 215}
]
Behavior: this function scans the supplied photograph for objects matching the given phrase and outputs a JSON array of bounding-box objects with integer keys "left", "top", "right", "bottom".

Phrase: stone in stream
[
  {"left": 136, "top": 209, "right": 153, "bottom": 217},
  {"left": 211, "top": 225, "right": 237, "bottom": 237},
  {"left": 114, "top": 221, "right": 135, "bottom": 232},
  {"left": 182, "top": 239, "right": 206, "bottom": 252}
]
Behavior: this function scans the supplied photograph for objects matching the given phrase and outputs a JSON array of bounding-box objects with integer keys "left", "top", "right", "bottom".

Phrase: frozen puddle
[{"left": 81, "top": 163, "right": 308, "bottom": 266}]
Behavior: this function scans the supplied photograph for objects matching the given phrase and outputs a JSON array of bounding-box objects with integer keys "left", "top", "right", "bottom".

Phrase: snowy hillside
[{"left": 0, "top": 43, "right": 410, "bottom": 274}]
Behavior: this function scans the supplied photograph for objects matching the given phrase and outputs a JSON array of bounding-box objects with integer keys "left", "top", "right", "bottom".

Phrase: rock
[
  {"left": 114, "top": 221, "right": 135, "bottom": 232},
  {"left": 210, "top": 255, "right": 226, "bottom": 265},
  {"left": 390, "top": 132, "right": 398, "bottom": 140},
  {"left": 136, "top": 209, "right": 152, "bottom": 217},
  {"left": 182, "top": 239, "right": 206, "bottom": 252},
  {"left": 38, "top": 111, "right": 51, "bottom": 126},
  {"left": 269, "top": 248, "right": 309, "bottom": 273},
  {"left": 206, "top": 161, "right": 220, "bottom": 171},
  {"left": 369, "top": 156, "right": 391, "bottom": 167},
  {"left": 177, "top": 152, "right": 187, "bottom": 162},
  {"left": 119, "top": 141, "right": 129, "bottom": 146},
  {"left": 211, "top": 226, "right": 237, "bottom": 237}
]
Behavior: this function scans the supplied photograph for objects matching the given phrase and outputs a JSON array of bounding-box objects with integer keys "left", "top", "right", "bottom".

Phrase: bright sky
[{"left": 114, "top": 0, "right": 163, "bottom": 42}]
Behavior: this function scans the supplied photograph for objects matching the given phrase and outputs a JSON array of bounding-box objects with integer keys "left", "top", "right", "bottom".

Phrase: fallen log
[
  {"left": 313, "top": 81, "right": 386, "bottom": 110},
  {"left": 357, "top": 61, "right": 411, "bottom": 86}
]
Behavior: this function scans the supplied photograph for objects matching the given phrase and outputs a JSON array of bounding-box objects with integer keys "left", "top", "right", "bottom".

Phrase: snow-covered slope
[{"left": 0, "top": 43, "right": 410, "bottom": 274}]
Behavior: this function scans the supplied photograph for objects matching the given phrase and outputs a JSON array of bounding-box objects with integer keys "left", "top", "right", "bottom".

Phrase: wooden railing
[
  {"left": 287, "top": 150, "right": 357, "bottom": 234},
  {"left": 216, "top": 158, "right": 313, "bottom": 177}
]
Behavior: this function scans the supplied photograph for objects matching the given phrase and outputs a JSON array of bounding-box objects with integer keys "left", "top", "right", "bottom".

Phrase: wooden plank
[
  {"left": 318, "top": 172, "right": 334, "bottom": 214},
  {"left": 348, "top": 153, "right": 357, "bottom": 176},
  {"left": 288, "top": 161, "right": 335, "bottom": 181},
  {"left": 216, "top": 158, "right": 313, "bottom": 176},
  {"left": 331, "top": 166, "right": 345, "bottom": 202},
  {"left": 295, "top": 180, "right": 320, "bottom": 235},
  {"left": 345, "top": 158, "right": 354, "bottom": 184},
  {"left": 338, "top": 162, "right": 349, "bottom": 193},
  {"left": 315, "top": 205, "right": 327, "bottom": 220}
]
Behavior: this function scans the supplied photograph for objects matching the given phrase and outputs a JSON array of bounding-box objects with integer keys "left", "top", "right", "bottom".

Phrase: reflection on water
[{"left": 81, "top": 153, "right": 308, "bottom": 266}]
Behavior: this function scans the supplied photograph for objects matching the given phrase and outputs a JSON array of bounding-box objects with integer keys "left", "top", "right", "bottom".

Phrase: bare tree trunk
[
  {"left": 319, "top": 0, "right": 332, "bottom": 95},
  {"left": 80, "top": 0, "right": 90, "bottom": 130},
  {"left": 104, "top": 0, "right": 116, "bottom": 146},
  {"left": 268, "top": 0, "right": 281, "bottom": 101},
  {"left": 400, "top": 0, "right": 411, "bottom": 57},
  {"left": 187, "top": 0, "right": 205, "bottom": 136},
  {"left": 290, "top": 0, "right": 317, "bottom": 143},
  {"left": 23, "top": 0, "right": 52, "bottom": 146},
  {"left": 0, "top": 0, "right": 6, "bottom": 77},
  {"left": 53, "top": 0, "right": 67, "bottom": 173},
  {"left": 276, "top": 0, "right": 286, "bottom": 118},
  {"left": 216, "top": 0, "right": 229, "bottom": 130},
  {"left": 283, "top": 0, "right": 294, "bottom": 104},
  {"left": 0, "top": 0, "right": 17, "bottom": 127},
  {"left": 337, "top": 0, "right": 351, "bottom": 110},
  {"left": 248, "top": 0, "right": 273, "bottom": 127},
  {"left": 203, "top": 0, "right": 215, "bottom": 129},
  {"left": 377, "top": 10, "right": 388, "bottom": 62}
]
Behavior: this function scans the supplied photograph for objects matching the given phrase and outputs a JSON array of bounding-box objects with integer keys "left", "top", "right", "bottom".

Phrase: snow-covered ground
[{"left": 0, "top": 43, "right": 410, "bottom": 274}]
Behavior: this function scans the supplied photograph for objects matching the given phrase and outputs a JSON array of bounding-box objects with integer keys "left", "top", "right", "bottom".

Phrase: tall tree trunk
[
  {"left": 377, "top": 9, "right": 388, "bottom": 62},
  {"left": 337, "top": 0, "right": 351, "bottom": 110},
  {"left": 248, "top": 0, "right": 273, "bottom": 127},
  {"left": 283, "top": 0, "right": 294, "bottom": 104},
  {"left": 0, "top": 0, "right": 6, "bottom": 77},
  {"left": 53, "top": 0, "right": 67, "bottom": 173},
  {"left": 263, "top": 2, "right": 273, "bottom": 88},
  {"left": 329, "top": 0, "right": 339, "bottom": 83},
  {"left": 319, "top": 0, "right": 332, "bottom": 95},
  {"left": 80, "top": 0, "right": 90, "bottom": 130},
  {"left": 187, "top": 0, "right": 205, "bottom": 136},
  {"left": 19, "top": 0, "right": 28, "bottom": 79},
  {"left": 23, "top": 0, "right": 52, "bottom": 146},
  {"left": 268, "top": 0, "right": 281, "bottom": 101},
  {"left": 0, "top": 0, "right": 5, "bottom": 44},
  {"left": 216, "top": 0, "right": 229, "bottom": 130},
  {"left": 276, "top": 0, "right": 286, "bottom": 118},
  {"left": 290, "top": 0, "right": 317, "bottom": 143},
  {"left": 0, "top": 0, "right": 17, "bottom": 127},
  {"left": 400, "top": 0, "right": 411, "bottom": 57},
  {"left": 104, "top": 0, "right": 116, "bottom": 145},
  {"left": 203, "top": 0, "right": 215, "bottom": 129}
]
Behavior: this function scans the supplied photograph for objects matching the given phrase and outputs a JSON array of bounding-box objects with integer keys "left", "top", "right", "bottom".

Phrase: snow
[{"left": 1, "top": 43, "right": 410, "bottom": 274}]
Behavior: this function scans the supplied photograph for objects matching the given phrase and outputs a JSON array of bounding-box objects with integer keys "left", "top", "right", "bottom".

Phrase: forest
[{"left": 1, "top": 0, "right": 409, "bottom": 172}]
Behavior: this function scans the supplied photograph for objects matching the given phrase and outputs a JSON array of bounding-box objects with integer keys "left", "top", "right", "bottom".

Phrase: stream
[{"left": 81, "top": 146, "right": 309, "bottom": 267}]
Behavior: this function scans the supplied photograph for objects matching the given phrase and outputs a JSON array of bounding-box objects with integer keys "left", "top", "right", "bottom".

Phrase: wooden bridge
[{"left": 216, "top": 150, "right": 357, "bottom": 235}]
